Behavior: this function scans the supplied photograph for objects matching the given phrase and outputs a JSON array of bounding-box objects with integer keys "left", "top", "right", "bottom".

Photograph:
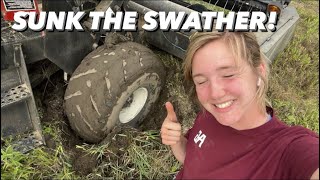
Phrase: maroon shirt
[{"left": 176, "top": 108, "right": 319, "bottom": 179}]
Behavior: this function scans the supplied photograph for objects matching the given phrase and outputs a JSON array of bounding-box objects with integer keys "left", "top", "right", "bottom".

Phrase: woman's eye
[
  {"left": 223, "top": 74, "right": 234, "bottom": 78},
  {"left": 197, "top": 81, "right": 207, "bottom": 85}
]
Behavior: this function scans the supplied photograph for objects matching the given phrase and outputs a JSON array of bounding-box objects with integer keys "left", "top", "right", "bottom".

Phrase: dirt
[
  {"left": 34, "top": 70, "right": 93, "bottom": 175},
  {"left": 73, "top": 153, "right": 98, "bottom": 176}
]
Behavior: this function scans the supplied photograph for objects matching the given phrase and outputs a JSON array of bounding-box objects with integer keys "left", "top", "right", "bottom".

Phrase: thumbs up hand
[{"left": 160, "top": 102, "right": 182, "bottom": 146}]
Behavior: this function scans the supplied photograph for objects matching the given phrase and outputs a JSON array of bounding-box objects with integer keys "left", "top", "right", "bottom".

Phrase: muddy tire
[{"left": 64, "top": 42, "right": 165, "bottom": 143}]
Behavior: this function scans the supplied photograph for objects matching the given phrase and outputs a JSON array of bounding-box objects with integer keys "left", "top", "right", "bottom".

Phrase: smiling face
[{"left": 192, "top": 38, "right": 266, "bottom": 130}]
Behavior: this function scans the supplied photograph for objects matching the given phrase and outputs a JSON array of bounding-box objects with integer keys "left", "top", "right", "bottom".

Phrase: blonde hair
[{"left": 183, "top": 31, "right": 270, "bottom": 113}]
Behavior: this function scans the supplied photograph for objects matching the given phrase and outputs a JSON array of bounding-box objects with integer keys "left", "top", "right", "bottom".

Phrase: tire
[{"left": 64, "top": 42, "right": 165, "bottom": 143}]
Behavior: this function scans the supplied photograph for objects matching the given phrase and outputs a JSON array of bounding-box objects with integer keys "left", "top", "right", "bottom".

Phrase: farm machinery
[{"left": 1, "top": 0, "right": 299, "bottom": 152}]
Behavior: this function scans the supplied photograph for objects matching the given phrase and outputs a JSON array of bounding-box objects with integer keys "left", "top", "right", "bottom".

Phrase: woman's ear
[{"left": 258, "top": 62, "right": 266, "bottom": 78}]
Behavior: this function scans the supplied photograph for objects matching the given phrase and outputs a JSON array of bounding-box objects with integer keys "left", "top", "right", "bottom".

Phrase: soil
[
  {"left": 33, "top": 63, "right": 174, "bottom": 176},
  {"left": 34, "top": 70, "right": 95, "bottom": 175}
]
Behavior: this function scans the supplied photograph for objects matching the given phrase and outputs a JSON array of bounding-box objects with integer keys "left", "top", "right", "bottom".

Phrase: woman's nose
[{"left": 208, "top": 80, "right": 226, "bottom": 100}]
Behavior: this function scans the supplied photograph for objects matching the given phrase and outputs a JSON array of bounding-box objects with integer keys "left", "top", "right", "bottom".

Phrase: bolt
[
  {"left": 92, "top": 43, "right": 98, "bottom": 49},
  {"left": 114, "top": 5, "right": 121, "bottom": 11}
]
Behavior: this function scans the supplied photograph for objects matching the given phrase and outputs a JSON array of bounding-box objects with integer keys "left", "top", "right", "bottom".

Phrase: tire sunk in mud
[{"left": 64, "top": 42, "right": 165, "bottom": 143}]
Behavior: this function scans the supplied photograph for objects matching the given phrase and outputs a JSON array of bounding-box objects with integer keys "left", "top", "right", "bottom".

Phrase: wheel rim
[{"left": 119, "top": 87, "right": 148, "bottom": 123}]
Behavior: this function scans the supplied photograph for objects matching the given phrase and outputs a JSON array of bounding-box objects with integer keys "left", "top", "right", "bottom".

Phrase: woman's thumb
[{"left": 165, "top": 102, "right": 178, "bottom": 122}]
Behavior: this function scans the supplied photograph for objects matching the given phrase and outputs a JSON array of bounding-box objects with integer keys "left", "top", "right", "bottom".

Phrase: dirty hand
[{"left": 160, "top": 102, "right": 182, "bottom": 146}]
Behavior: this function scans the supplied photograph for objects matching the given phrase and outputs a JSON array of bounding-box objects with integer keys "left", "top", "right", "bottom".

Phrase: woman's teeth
[{"left": 215, "top": 100, "right": 233, "bottom": 109}]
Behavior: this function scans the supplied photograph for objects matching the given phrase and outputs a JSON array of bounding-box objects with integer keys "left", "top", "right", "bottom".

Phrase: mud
[
  {"left": 34, "top": 70, "right": 91, "bottom": 175},
  {"left": 73, "top": 152, "right": 99, "bottom": 176}
]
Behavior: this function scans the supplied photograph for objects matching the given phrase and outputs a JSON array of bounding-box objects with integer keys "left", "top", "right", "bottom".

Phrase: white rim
[{"left": 119, "top": 87, "right": 148, "bottom": 123}]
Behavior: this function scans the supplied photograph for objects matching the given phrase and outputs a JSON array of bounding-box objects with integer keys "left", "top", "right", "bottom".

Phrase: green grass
[
  {"left": 1, "top": 1, "right": 318, "bottom": 179},
  {"left": 1, "top": 144, "right": 77, "bottom": 179},
  {"left": 1, "top": 146, "right": 34, "bottom": 179},
  {"left": 1, "top": 123, "right": 78, "bottom": 179},
  {"left": 268, "top": 1, "right": 319, "bottom": 133},
  {"left": 76, "top": 129, "right": 179, "bottom": 179}
]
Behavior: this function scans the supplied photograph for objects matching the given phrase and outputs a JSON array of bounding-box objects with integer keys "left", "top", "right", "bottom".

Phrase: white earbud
[{"left": 257, "top": 77, "right": 262, "bottom": 87}]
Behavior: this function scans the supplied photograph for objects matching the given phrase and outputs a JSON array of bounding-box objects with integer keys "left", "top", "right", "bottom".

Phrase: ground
[{"left": 34, "top": 71, "right": 89, "bottom": 173}]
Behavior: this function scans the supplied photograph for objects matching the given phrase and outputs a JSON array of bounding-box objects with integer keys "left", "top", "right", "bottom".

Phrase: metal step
[
  {"left": 1, "top": 43, "right": 45, "bottom": 151},
  {"left": 1, "top": 83, "right": 32, "bottom": 108},
  {"left": 11, "top": 131, "right": 45, "bottom": 154}
]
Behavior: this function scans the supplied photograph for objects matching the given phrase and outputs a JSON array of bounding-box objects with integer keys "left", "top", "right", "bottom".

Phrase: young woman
[{"left": 160, "top": 32, "right": 319, "bottom": 179}]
